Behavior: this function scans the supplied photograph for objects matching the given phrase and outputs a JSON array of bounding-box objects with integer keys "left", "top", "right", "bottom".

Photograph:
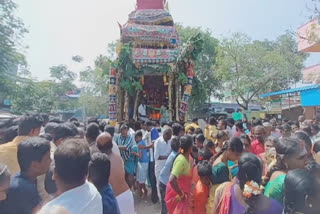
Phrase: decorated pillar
[
  {"left": 179, "top": 64, "right": 194, "bottom": 121},
  {"left": 108, "top": 67, "right": 117, "bottom": 126}
]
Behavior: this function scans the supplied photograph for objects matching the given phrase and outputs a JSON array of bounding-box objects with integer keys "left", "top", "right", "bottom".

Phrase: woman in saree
[
  {"left": 263, "top": 138, "right": 309, "bottom": 204},
  {"left": 165, "top": 135, "right": 193, "bottom": 214},
  {"left": 212, "top": 153, "right": 283, "bottom": 214},
  {"left": 258, "top": 136, "right": 278, "bottom": 176},
  {"left": 206, "top": 137, "right": 243, "bottom": 214}
]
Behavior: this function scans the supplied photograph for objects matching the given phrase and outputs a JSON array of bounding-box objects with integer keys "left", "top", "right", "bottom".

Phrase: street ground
[{"left": 133, "top": 187, "right": 161, "bottom": 214}]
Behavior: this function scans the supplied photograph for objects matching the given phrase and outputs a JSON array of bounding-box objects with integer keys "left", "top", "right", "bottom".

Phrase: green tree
[
  {"left": 0, "top": 0, "right": 28, "bottom": 94},
  {"left": 215, "top": 32, "right": 308, "bottom": 110},
  {"left": 176, "top": 24, "right": 222, "bottom": 109},
  {"left": 79, "top": 55, "right": 110, "bottom": 117},
  {"left": 11, "top": 80, "right": 55, "bottom": 114}
]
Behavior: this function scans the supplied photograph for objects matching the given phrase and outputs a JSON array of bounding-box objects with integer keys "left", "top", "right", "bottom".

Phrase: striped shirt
[{"left": 115, "top": 134, "right": 134, "bottom": 161}]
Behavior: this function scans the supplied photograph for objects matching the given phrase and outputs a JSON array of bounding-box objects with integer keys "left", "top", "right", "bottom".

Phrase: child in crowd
[
  {"left": 88, "top": 153, "right": 120, "bottom": 214},
  {"left": 0, "top": 164, "right": 10, "bottom": 202},
  {"left": 195, "top": 134, "right": 205, "bottom": 150},
  {"left": 125, "top": 142, "right": 139, "bottom": 190},
  {"left": 194, "top": 160, "right": 212, "bottom": 214},
  {"left": 204, "top": 140, "right": 216, "bottom": 155},
  {"left": 135, "top": 131, "right": 149, "bottom": 198}
]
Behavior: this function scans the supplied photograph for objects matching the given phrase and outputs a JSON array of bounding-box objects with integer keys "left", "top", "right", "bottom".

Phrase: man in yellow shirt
[
  {"left": 204, "top": 117, "right": 218, "bottom": 143},
  {"left": 0, "top": 113, "right": 44, "bottom": 176},
  {"left": 185, "top": 118, "right": 200, "bottom": 134}
]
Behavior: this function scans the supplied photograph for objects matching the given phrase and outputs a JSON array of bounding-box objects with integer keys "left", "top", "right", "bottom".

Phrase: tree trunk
[
  {"left": 236, "top": 98, "right": 248, "bottom": 110},
  {"left": 124, "top": 91, "right": 129, "bottom": 121},
  {"left": 133, "top": 90, "right": 141, "bottom": 121}
]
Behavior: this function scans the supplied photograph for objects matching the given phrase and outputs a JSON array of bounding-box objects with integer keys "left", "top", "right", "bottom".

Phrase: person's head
[
  {"left": 40, "top": 113, "right": 49, "bottom": 126},
  {"left": 213, "top": 137, "right": 243, "bottom": 162},
  {"left": 0, "top": 125, "right": 18, "bottom": 144},
  {"left": 171, "top": 136, "right": 180, "bottom": 153},
  {"left": 298, "top": 115, "right": 305, "bottom": 123},
  {"left": 54, "top": 139, "right": 91, "bottom": 189},
  {"left": 76, "top": 128, "right": 85, "bottom": 138},
  {"left": 263, "top": 122, "right": 272, "bottom": 137},
  {"left": 188, "top": 126, "right": 195, "bottom": 135},
  {"left": 88, "top": 153, "right": 110, "bottom": 190},
  {"left": 240, "top": 134, "right": 251, "bottom": 153},
  {"left": 0, "top": 165, "right": 10, "bottom": 201},
  {"left": 264, "top": 135, "right": 279, "bottom": 152},
  {"left": 280, "top": 123, "right": 292, "bottom": 138},
  {"left": 311, "top": 125, "right": 320, "bottom": 136},
  {"left": 87, "top": 117, "right": 99, "bottom": 125},
  {"left": 163, "top": 128, "right": 173, "bottom": 142},
  {"left": 301, "top": 124, "right": 313, "bottom": 137},
  {"left": 104, "top": 126, "right": 115, "bottom": 138},
  {"left": 18, "top": 113, "right": 44, "bottom": 136},
  {"left": 140, "top": 121, "right": 146, "bottom": 130},
  {"left": 284, "top": 169, "right": 320, "bottom": 214},
  {"left": 313, "top": 141, "right": 320, "bottom": 164},
  {"left": 146, "top": 121, "right": 153, "bottom": 132},
  {"left": 253, "top": 119, "right": 263, "bottom": 127},
  {"left": 18, "top": 137, "right": 51, "bottom": 176},
  {"left": 53, "top": 123, "right": 78, "bottom": 146},
  {"left": 270, "top": 119, "right": 277, "bottom": 131},
  {"left": 96, "top": 132, "right": 113, "bottom": 154},
  {"left": 120, "top": 124, "right": 129, "bottom": 138},
  {"left": 172, "top": 123, "right": 183, "bottom": 137},
  {"left": 291, "top": 123, "right": 299, "bottom": 133},
  {"left": 194, "top": 128, "right": 203, "bottom": 135},
  {"left": 192, "top": 146, "right": 199, "bottom": 160},
  {"left": 227, "top": 118, "right": 235, "bottom": 128},
  {"left": 264, "top": 138, "right": 309, "bottom": 187},
  {"left": 205, "top": 140, "right": 215, "bottom": 153},
  {"left": 85, "top": 123, "right": 100, "bottom": 144},
  {"left": 198, "top": 147, "right": 213, "bottom": 161},
  {"left": 197, "top": 160, "right": 212, "bottom": 187},
  {"left": 237, "top": 153, "right": 263, "bottom": 214},
  {"left": 209, "top": 117, "right": 217, "bottom": 126},
  {"left": 235, "top": 121, "right": 244, "bottom": 132},
  {"left": 135, "top": 130, "right": 143, "bottom": 143},
  {"left": 294, "top": 131, "right": 313, "bottom": 159},
  {"left": 192, "top": 118, "right": 198, "bottom": 125},
  {"left": 217, "top": 130, "right": 229, "bottom": 142},
  {"left": 218, "top": 119, "right": 227, "bottom": 130},
  {"left": 44, "top": 122, "right": 59, "bottom": 135},
  {"left": 180, "top": 135, "right": 194, "bottom": 155},
  {"left": 254, "top": 125, "right": 265, "bottom": 143},
  {"left": 195, "top": 134, "right": 205, "bottom": 150}
]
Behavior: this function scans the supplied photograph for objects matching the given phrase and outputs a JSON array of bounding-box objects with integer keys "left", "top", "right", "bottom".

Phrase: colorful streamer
[
  {"left": 108, "top": 67, "right": 117, "bottom": 126},
  {"left": 179, "top": 64, "right": 194, "bottom": 121}
]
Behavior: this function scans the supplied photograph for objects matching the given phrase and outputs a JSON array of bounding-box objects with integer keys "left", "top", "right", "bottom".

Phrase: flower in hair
[
  {"left": 243, "top": 181, "right": 261, "bottom": 198},
  {"left": 198, "top": 156, "right": 203, "bottom": 161}
]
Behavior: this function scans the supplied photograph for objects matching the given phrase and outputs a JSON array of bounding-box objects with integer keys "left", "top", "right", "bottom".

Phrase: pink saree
[
  {"left": 165, "top": 175, "right": 192, "bottom": 214},
  {"left": 213, "top": 182, "right": 233, "bottom": 214}
]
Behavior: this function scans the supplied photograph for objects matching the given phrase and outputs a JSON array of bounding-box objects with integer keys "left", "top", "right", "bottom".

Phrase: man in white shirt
[
  {"left": 154, "top": 128, "right": 172, "bottom": 199},
  {"left": 138, "top": 100, "right": 147, "bottom": 122},
  {"left": 39, "top": 139, "right": 102, "bottom": 214}
]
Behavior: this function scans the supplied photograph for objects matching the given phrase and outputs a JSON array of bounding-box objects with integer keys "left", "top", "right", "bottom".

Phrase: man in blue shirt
[
  {"left": 135, "top": 130, "right": 149, "bottom": 198},
  {"left": 0, "top": 137, "right": 51, "bottom": 214},
  {"left": 158, "top": 136, "right": 180, "bottom": 214},
  {"left": 88, "top": 152, "right": 120, "bottom": 214},
  {"left": 144, "top": 121, "right": 159, "bottom": 203}
]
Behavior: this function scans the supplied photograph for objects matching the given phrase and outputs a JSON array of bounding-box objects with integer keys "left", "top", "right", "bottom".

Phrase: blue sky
[{"left": 15, "top": 0, "right": 320, "bottom": 81}]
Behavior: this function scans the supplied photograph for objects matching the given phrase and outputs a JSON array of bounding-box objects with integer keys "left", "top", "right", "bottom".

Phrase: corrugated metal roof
[{"left": 260, "top": 85, "right": 319, "bottom": 98}]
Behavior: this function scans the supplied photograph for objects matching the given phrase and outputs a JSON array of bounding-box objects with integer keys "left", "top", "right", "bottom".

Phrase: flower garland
[{"left": 243, "top": 181, "right": 261, "bottom": 199}]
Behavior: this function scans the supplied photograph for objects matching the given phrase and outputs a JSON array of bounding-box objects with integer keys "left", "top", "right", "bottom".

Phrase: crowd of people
[{"left": 0, "top": 113, "right": 320, "bottom": 214}]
